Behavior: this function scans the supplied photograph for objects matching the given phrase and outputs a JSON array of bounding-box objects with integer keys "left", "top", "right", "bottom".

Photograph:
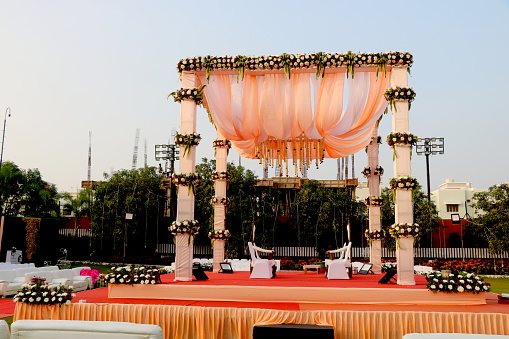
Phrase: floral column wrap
[
  {"left": 388, "top": 67, "right": 416, "bottom": 285},
  {"left": 174, "top": 73, "right": 199, "bottom": 281},
  {"left": 365, "top": 129, "right": 383, "bottom": 274},
  {"left": 211, "top": 131, "right": 231, "bottom": 272}
]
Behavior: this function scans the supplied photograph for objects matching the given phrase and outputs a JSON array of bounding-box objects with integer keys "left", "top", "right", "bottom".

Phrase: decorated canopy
[{"left": 176, "top": 52, "right": 413, "bottom": 175}]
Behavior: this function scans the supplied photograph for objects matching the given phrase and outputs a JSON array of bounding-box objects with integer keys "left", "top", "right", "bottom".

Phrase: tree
[
  {"left": 468, "top": 183, "right": 509, "bottom": 254},
  {"left": 89, "top": 167, "right": 165, "bottom": 260},
  {"left": 0, "top": 161, "right": 24, "bottom": 216},
  {"left": 62, "top": 188, "right": 92, "bottom": 233},
  {"left": 22, "top": 168, "right": 59, "bottom": 217}
]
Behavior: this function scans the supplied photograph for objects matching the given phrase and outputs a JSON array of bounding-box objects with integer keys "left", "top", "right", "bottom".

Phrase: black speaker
[
  {"left": 192, "top": 263, "right": 209, "bottom": 281},
  {"left": 253, "top": 324, "right": 334, "bottom": 339},
  {"left": 378, "top": 270, "right": 397, "bottom": 284}
]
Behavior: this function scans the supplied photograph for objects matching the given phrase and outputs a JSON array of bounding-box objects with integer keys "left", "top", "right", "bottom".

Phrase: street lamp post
[
  {"left": 415, "top": 137, "right": 445, "bottom": 201},
  {"left": 0, "top": 107, "right": 12, "bottom": 168}
]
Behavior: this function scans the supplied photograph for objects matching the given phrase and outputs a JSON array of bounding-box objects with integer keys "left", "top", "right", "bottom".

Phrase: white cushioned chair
[
  {"left": 326, "top": 242, "right": 352, "bottom": 280},
  {"left": 11, "top": 320, "right": 163, "bottom": 339},
  {"left": 248, "top": 242, "right": 275, "bottom": 279}
]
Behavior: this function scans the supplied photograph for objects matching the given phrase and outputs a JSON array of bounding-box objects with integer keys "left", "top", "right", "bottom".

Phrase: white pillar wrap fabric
[
  {"left": 396, "top": 236, "right": 416, "bottom": 285},
  {"left": 175, "top": 234, "right": 193, "bottom": 281},
  {"left": 213, "top": 130, "right": 228, "bottom": 273},
  {"left": 175, "top": 73, "right": 198, "bottom": 282},
  {"left": 390, "top": 67, "right": 414, "bottom": 285},
  {"left": 369, "top": 240, "right": 382, "bottom": 274},
  {"left": 367, "top": 128, "right": 382, "bottom": 272}
]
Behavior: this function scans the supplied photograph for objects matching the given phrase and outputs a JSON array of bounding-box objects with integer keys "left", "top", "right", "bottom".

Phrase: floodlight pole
[
  {"left": 415, "top": 137, "right": 444, "bottom": 201},
  {"left": 0, "top": 107, "right": 12, "bottom": 169}
]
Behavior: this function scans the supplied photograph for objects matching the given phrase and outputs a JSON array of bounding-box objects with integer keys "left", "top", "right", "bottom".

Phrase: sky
[{"left": 0, "top": 0, "right": 508, "bottom": 194}]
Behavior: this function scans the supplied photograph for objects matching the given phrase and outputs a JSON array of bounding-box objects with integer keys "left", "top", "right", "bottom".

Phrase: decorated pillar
[
  {"left": 388, "top": 67, "right": 417, "bottom": 285},
  {"left": 211, "top": 131, "right": 231, "bottom": 272},
  {"left": 364, "top": 128, "right": 383, "bottom": 274},
  {"left": 172, "top": 73, "right": 200, "bottom": 282}
]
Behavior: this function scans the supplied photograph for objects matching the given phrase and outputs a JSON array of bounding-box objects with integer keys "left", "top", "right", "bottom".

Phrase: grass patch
[
  {"left": 483, "top": 277, "right": 509, "bottom": 294},
  {"left": 1, "top": 316, "right": 13, "bottom": 327}
]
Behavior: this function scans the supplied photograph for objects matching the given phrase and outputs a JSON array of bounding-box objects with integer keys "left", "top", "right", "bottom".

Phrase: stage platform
[{"left": 107, "top": 271, "right": 487, "bottom": 306}]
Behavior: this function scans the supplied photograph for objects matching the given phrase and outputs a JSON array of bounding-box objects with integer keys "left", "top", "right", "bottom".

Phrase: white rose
[
  {"left": 448, "top": 285, "right": 453, "bottom": 290},
  {"left": 430, "top": 285, "right": 436, "bottom": 289},
  {"left": 415, "top": 228, "right": 419, "bottom": 232},
  {"left": 457, "top": 286, "right": 464, "bottom": 292},
  {"left": 151, "top": 280, "right": 156, "bottom": 284},
  {"left": 36, "top": 297, "right": 41, "bottom": 302},
  {"left": 439, "top": 284, "right": 443, "bottom": 289},
  {"left": 66, "top": 300, "right": 71, "bottom": 305},
  {"left": 120, "top": 279, "right": 124, "bottom": 283},
  {"left": 29, "top": 298, "right": 34, "bottom": 302},
  {"left": 475, "top": 286, "right": 480, "bottom": 291}
]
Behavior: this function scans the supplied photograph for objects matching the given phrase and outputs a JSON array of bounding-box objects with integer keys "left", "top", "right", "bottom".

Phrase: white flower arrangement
[
  {"left": 169, "top": 219, "right": 200, "bottom": 236},
  {"left": 210, "top": 196, "right": 231, "bottom": 208},
  {"left": 389, "top": 223, "right": 420, "bottom": 239},
  {"left": 174, "top": 132, "right": 201, "bottom": 157},
  {"left": 426, "top": 271, "right": 490, "bottom": 294},
  {"left": 208, "top": 229, "right": 231, "bottom": 241},
  {"left": 168, "top": 85, "right": 205, "bottom": 105},
  {"left": 390, "top": 176, "right": 418, "bottom": 190}
]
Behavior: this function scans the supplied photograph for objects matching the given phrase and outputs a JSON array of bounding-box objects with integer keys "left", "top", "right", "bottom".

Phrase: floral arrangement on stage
[
  {"left": 390, "top": 176, "right": 418, "bottom": 190},
  {"left": 429, "top": 259, "right": 509, "bottom": 275},
  {"left": 171, "top": 173, "right": 200, "bottom": 194},
  {"left": 210, "top": 196, "right": 231, "bottom": 208},
  {"left": 80, "top": 268, "right": 99, "bottom": 284},
  {"left": 174, "top": 132, "right": 201, "bottom": 157},
  {"left": 389, "top": 223, "right": 420, "bottom": 238},
  {"left": 177, "top": 51, "right": 413, "bottom": 81},
  {"left": 211, "top": 171, "right": 232, "bottom": 181},
  {"left": 105, "top": 266, "right": 166, "bottom": 285},
  {"left": 365, "top": 196, "right": 383, "bottom": 207},
  {"left": 168, "top": 85, "right": 205, "bottom": 105},
  {"left": 13, "top": 277, "right": 75, "bottom": 306},
  {"left": 362, "top": 166, "right": 384, "bottom": 178},
  {"left": 208, "top": 229, "right": 231, "bottom": 241},
  {"left": 169, "top": 219, "right": 200, "bottom": 236},
  {"left": 426, "top": 271, "right": 490, "bottom": 294},
  {"left": 384, "top": 87, "right": 416, "bottom": 111}
]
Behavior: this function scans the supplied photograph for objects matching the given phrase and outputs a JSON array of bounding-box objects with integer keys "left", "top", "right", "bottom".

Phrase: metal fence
[{"left": 156, "top": 244, "right": 509, "bottom": 259}]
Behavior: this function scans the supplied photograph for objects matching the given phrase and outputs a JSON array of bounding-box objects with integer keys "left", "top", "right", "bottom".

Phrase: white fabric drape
[{"left": 198, "top": 70, "right": 390, "bottom": 159}]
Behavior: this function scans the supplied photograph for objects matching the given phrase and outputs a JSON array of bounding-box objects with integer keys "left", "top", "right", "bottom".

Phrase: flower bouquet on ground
[
  {"left": 426, "top": 271, "right": 490, "bottom": 294},
  {"left": 13, "top": 277, "right": 75, "bottom": 306}
]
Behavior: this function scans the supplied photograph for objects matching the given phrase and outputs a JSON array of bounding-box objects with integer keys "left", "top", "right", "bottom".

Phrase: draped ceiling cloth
[{"left": 178, "top": 53, "right": 411, "bottom": 174}]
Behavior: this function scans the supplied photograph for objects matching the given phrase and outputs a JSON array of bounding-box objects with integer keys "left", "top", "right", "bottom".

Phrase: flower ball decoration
[
  {"left": 361, "top": 166, "right": 371, "bottom": 178},
  {"left": 169, "top": 220, "right": 200, "bottom": 236},
  {"left": 389, "top": 223, "right": 420, "bottom": 238},
  {"left": 208, "top": 229, "right": 231, "bottom": 241},
  {"left": 365, "top": 196, "right": 383, "bottom": 207},
  {"left": 426, "top": 271, "right": 490, "bottom": 294},
  {"left": 384, "top": 87, "right": 416, "bottom": 111},
  {"left": 211, "top": 171, "right": 232, "bottom": 181},
  {"left": 174, "top": 132, "right": 201, "bottom": 157},
  {"left": 362, "top": 166, "right": 384, "bottom": 178},
  {"left": 168, "top": 85, "right": 205, "bottom": 105},
  {"left": 390, "top": 176, "right": 418, "bottom": 190}
]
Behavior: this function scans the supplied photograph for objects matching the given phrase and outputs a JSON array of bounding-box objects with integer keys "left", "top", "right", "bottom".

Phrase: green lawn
[{"left": 483, "top": 277, "right": 509, "bottom": 294}]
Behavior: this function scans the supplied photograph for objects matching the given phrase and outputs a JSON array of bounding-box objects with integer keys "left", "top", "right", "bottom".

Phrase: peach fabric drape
[
  {"left": 198, "top": 70, "right": 390, "bottom": 160},
  {"left": 14, "top": 303, "right": 509, "bottom": 339}
]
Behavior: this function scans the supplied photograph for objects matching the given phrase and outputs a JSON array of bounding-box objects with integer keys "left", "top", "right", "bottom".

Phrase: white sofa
[
  {"left": 0, "top": 320, "right": 8, "bottom": 339},
  {"left": 11, "top": 320, "right": 163, "bottom": 339},
  {"left": 71, "top": 267, "right": 94, "bottom": 289},
  {"left": 0, "top": 270, "right": 25, "bottom": 297},
  {"left": 50, "top": 269, "right": 90, "bottom": 292},
  {"left": 24, "top": 271, "right": 70, "bottom": 288}
]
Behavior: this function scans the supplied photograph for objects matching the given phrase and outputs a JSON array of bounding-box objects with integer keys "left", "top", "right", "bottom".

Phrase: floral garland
[
  {"left": 389, "top": 223, "right": 420, "bottom": 238},
  {"left": 426, "top": 271, "right": 490, "bottom": 294},
  {"left": 212, "top": 139, "right": 232, "bottom": 149},
  {"left": 211, "top": 171, "right": 232, "bottom": 181},
  {"left": 169, "top": 219, "right": 200, "bottom": 236},
  {"left": 13, "top": 277, "right": 75, "bottom": 306},
  {"left": 174, "top": 132, "right": 201, "bottom": 158},
  {"left": 208, "top": 229, "right": 231, "bottom": 241},
  {"left": 387, "top": 132, "right": 417, "bottom": 160},
  {"left": 177, "top": 52, "right": 413, "bottom": 81},
  {"left": 105, "top": 266, "right": 167, "bottom": 285},
  {"left": 362, "top": 166, "right": 384, "bottom": 178},
  {"left": 365, "top": 229, "right": 385, "bottom": 245},
  {"left": 384, "top": 87, "right": 416, "bottom": 112},
  {"left": 171, "top": 173, "right": 200, "bottom": 195},
  {"left": 390, "top": 176, "right": 418, "bottom": 190},
  {"left": 168, "top": 85, "right": 205, "bottom": 105},
  {"left": 365, "top": 196, "right": 383, "bottom": 207},
  {"left": 210, "top": 196, "right": 231, "bottom": 208}
]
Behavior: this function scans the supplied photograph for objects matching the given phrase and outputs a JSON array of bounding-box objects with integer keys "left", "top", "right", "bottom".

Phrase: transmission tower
[
  {"left": 132, "top": 128, "right": 140, "bottom": 170},
  {"left": 144, "top": 139, "right": 148, "bottom": 168},
  {"left": 87, "top": 131, "right": 92, "bottom": 181}
]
